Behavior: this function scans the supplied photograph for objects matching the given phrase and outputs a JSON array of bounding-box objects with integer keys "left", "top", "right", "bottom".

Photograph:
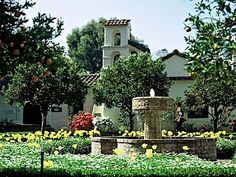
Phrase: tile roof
[
  {"left": 128, "top": 40, "right": 150, "bottom": 53},
  {"left": 80, "top": 73, "right": 100, "bottom": 87},
  {"left": 105, "top": 19, "right": 130, "bottom": 26},
  {"left": 160, "top": 49, "right": 187, "bottom": 61}
]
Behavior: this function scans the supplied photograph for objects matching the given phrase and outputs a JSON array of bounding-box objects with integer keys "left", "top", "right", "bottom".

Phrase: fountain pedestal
[{"left": 132, "top": 96, "right": 174, "bottom": 139}]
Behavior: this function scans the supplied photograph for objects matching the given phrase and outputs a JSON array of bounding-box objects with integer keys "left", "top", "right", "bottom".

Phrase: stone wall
[
  {"left": 91, "top": 137, "right": 217, "bottom": 161},
  {"left": 92, "top": 137, "right": 117, "bottom": 155}
]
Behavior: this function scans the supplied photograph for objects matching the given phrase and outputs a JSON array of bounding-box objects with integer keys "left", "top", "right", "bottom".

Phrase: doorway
[{"left": 23, "top": 103, "right": 42, "bottom": 124}]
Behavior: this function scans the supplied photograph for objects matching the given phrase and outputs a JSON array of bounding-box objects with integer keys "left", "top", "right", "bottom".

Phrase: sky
[{"left": 24, "top": 0, "right": 195, "bottom": 54}]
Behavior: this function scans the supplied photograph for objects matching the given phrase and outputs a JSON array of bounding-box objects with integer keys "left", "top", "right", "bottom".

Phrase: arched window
[{"left": 114, "top": 32, "right": 121, "bottom": 46}]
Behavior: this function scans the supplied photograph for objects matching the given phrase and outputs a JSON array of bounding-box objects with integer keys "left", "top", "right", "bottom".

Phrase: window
[
  {"left": 114, "top": 33, "right": 121, "bottom": 46},
  {"left": 188, "top": 107, "right": 208, "bottom": 118}
]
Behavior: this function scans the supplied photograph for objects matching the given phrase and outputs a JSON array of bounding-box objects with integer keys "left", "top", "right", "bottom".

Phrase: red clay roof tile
[{"left": 105, "top": 19, "right": 130, "bottom": 26}]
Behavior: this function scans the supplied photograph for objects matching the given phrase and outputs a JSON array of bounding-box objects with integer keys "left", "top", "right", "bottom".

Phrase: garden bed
[
  {"left": 1, "top": 141, "right": 236, "bottom": 177},
  {"left": 0, "top": 130, "right": 236, "bottom": 177}
]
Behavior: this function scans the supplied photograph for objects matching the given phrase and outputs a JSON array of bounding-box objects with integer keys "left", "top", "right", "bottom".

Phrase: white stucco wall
[
  {"left": 104, "top": 24, "right": 131, "bottom": 46},
  {"left": 0, "top": 95, "right": 69, "bottom": 130},
  {"left": 0, "top": 96, "right": 23, "bottom": 124},
  {"left": 163, "top": 55, "right": 189, "bottom": 77},
  {"left": 47, "top": 104, "right": 69, "bottom": 131},
  {"left": 83, "top": 89, "right": 95, "bottom": 113},
  {"left": 102, "top": 46, "right": 129, "bottom": 68},
  {"left": 168, "top": 80, "right": 192, "bottom": 98}
]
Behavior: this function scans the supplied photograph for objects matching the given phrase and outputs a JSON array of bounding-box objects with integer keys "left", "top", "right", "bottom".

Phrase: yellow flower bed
[
  {"left": 0, "top": 128, "right": 100, "bottom": 143},
  {"left": 120, "top": 129, "right": 230, "bottom": 139}
]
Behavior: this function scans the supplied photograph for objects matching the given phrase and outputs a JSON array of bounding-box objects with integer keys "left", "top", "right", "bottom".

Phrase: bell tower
[{"left": 102, "top": 19, "right": 131, "bottom": 68}]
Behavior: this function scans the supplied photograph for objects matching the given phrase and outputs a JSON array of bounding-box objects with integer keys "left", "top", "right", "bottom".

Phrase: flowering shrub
[
  {"left": 70, "top": 112, "right": 94, "bottom": 131},
  {"left": 92, "top": 116, "right": 114, "bottom": 133}
]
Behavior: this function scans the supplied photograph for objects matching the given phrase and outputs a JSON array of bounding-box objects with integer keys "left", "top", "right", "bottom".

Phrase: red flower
[{"left": 70, "top": 112, "right": 94, "bottom": 131}]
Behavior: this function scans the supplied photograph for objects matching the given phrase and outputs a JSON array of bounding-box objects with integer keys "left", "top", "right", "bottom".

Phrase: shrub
[
  {"left": 216, "top": 138, "right": 236, "bottom": 159},
  {"left": 92, "top": 116, "right": 114, "bottom": 134},
  {"left": 69, "top": 112, "right": 94, "bottom": 131}
]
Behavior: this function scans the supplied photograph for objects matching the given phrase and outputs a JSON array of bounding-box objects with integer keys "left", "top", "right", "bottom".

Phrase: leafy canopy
[
  {"left": 184, "top": 0, "right": 236, "bottom": 131},
  {"left": 67, "top": 18, "right": 106, "bottom": 73},
  {"left": 93, "top": 53, "right": 171, "bottom": 129},
  {"left": 1, "top": 0, "right": 88, "bottom": 131},
  {"left": 0, "top": 0, "right": 35, "bottom": 77}
]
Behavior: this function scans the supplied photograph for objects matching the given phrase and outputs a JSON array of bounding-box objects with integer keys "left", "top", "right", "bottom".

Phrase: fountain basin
[{"left": 91, "top": 136, "right": 217, "bottom": 161}]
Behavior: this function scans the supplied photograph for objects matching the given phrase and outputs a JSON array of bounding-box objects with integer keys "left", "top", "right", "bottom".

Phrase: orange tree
[
  {"left": 1, "top": 1, "right": 87, "bottom": 131},
  {"left": 184, "top": 0, "right": 236, "bottom": 132},
  {"left": 0, "top": 0, "right": 35, "bottom": 80},
  {"left": 4, "top": 57, "right": 87, "bottom": 132}
]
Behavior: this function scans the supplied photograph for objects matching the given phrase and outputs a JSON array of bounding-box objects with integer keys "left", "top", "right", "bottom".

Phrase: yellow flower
[
  {"left": 182, "top": 145, "right": 190, "bottom": 151},
  {"left": 222, "top": 130, "right": 226, "bottom": 135},
  {"left": 0, "top": 143, "right": 4, "bottom": 150},
  {"left": 72, "top": 144, "right": 77, "bottom": 149},
  {"left": 167, "top": 131, "right": 173, "bottom": 137},
  {"left": 113, "top": 148, "right": 122, "bottom": 155},
  {"left": 151, "top": 145, "right": 157, "bottom": 150},
  {"left": 214, "top": 132, "right": 221, "bottom": 139},
  {"left": 35, "top": 131, "right": 43, "bottom": 136},
  {"left": 34, "top": 143, "right": 40, "bottom": 149},
  {"left": 188, "top": 133, "right": 193, "bottom": 137},
  {"left": 130, "top": 152, "right": 137, "bottom": 161},
  {"left": 43, "top": 160, "right": 53, "bottom": 168},
  {"left": 43, "top": 131, "right": 49, "bottom": 138},
  {"left": 74, "top": 130, "right": 85, "bottom": 137},
  {"left": 54, "top": 150, "right": 59, "bottom": 155},
  {"left": 229, "top": 134, "right": 234, "bottom": 139},
  {"left": 195, "top": 132, "right": 200, "bottom": 135},
  {"left": 142, "top": 143, "right": 148, "bottom": 149},
  {"left": 17, "top": 137, "right": 22, "bottom": 143},
  {"left": 92, "top": 128, "right": 101, "bottom": 136},
  {"left": 122, "top": 132, "right": 127, "bottom": 137},
  {"left": 177, "top": 132, "right": 182, "bottom": 137},
  {"left": 145, "top": 149, "right": 153, "bottom": 158},
  {"left": 162, "top": 130, "right": 167, "bottom": 137},
  {"left": 210, "top": 134, "right": 216, "bottom": 138},
  {"left": 27, "top": 143, "right": 33, "bottom": 148}
]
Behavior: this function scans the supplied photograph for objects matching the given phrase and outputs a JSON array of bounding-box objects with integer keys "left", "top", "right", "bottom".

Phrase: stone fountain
[{"left": 92, "top": 92, "right": 217, "bottom": 160}]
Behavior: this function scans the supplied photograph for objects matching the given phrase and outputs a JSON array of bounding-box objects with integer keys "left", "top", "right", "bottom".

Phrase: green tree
[
  {"left": 184, "top": 0, "right": 236, "bottom": 132},
  {"left": 93, "top": 53, "right": 171, "bottom": 130},
  {"left": 0, "top": 0, "right": 35, "bottom": 78},
  {"left": 4, "top": 57, "right": 87, "bottom": 132},
  {"left": 1, "top": 1, "right": 87, "bottom": 131},
  {"left": 67, "top": 18, "right": 106, "bottom": 73}
]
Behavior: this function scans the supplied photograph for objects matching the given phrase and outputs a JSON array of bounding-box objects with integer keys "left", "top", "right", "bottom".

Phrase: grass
[{"left": 1, "top": 140, "right": 236, "bottom": 177}]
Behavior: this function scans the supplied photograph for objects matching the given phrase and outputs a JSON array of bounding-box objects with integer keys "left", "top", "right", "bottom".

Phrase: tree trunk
[
  {"left": 213, "top": 107, "right": 219, "bottom": 132},
  {"left": 129, "top": 112, "right": 134, "bottom": 131},
  {"left": 40, "top": 105, "right": 48, "bottom": 133}
]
